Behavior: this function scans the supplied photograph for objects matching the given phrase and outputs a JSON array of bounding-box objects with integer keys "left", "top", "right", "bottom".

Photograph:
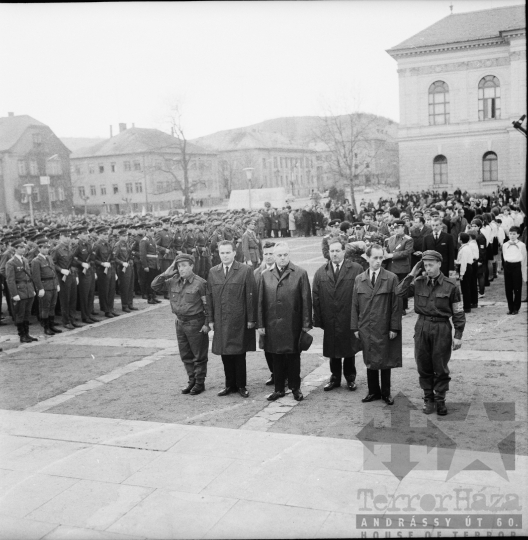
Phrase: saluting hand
[{"left": 410, "top": 260, "right": 424, "bottom": 277}]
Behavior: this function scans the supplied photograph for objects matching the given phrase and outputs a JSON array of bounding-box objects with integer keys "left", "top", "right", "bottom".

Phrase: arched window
[
  {"left": 428, "top": 81, "right": 450, "bottom": 125},
  {"left": 433, "top": 155, "right": 448, "bottom": 185},
  {"left": 479, "top": 76, "right": 501, "bottom": 120},
  {"left": 482, "top": 152, "right": 498, "bottom": 183}
]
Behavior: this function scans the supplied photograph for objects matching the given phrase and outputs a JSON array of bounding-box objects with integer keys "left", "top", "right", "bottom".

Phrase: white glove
[
  {"left": 38, "top": 289, "right": 45, "bottom": 298},
  {"left": 103, "top": 262, "right": 111, "bottom": 268},
  {"left": 123, "top": 262, "right": 129, "bottom": 268},
  {"left": 76, "top": 277, "right": 79, "bottom": 285},
  {"left": 61, "top": 269, "right": 70, "bottom": 276},
  {"left": 57, "top": 285, "right": 60, "bottom": 292},
  {"left": 82, "top": 262, "right": 90, "bottom": 269},
  {"left": 13, "top": 295, "right": 21, "bottom": 302}
]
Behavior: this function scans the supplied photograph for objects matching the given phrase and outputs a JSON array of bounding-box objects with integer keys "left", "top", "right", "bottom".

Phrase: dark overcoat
[
  {"left": 350, "top": 268, "right": 402, "bottom": 370},
  {"left": 312, "top": 259, "right": 363, "bottom": 358},
  {"left": 258, "top": 262, "right": 312, "bottom": 354},
  {"left": 206, "top": 261, "right": 257, "bottom": 355}
]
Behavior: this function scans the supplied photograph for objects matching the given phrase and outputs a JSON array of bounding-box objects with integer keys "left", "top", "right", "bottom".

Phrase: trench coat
[
  {"left": 350, "top": 268, "right": 402, "bottom": 370},
  {"left": 312, "top": 259, "right": 363, "bottom": 358},
  {"left": 258, "top": 262, "right": 312, "bottom": 354},
  {"left": 206, "top": 261, "right": 257, "bottom": 355}
]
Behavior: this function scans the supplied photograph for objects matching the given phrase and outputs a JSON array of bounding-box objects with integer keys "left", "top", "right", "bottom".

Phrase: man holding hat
[
  {"left": 5, "top": 239, "right": 37, "bottom": 342},
  {"left": 396, "top": 250, "right": 466, "bottom": 416},
  {"left": 31, "top": 239, "right": 61, "bottom": 335},
  {"left": 152, "top": 254, "right": 210, "bottom": 395}
]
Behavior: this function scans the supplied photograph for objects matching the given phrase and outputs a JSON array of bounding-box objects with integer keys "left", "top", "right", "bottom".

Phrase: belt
[
  {"left": 41, "top": 277, "right": 55, "bottom": 281},
  {"left": 146, "top": 254, "right": 158, "bottom": 258},
  {"left": 177, "top": 313, "right": 206, "bottom": 322},
  {"left": 15, "top": 280, "right": 30, "bottom": 283},
  {"left": 419, "top": 315, "right": 449, "bottom": 322}
]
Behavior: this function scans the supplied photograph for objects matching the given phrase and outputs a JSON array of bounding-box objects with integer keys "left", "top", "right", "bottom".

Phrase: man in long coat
[
  {"left": 351, "top": 243, "right": 402, "bottom": 405},
  {"left": 258, "top": 241, "right": 312, "bottom": 402},
  {"left": 313, "top": 238, "right": 363, "bottom": 391},
  {"left": 206, "top": 240, "right": 257, "bottom": 398}
]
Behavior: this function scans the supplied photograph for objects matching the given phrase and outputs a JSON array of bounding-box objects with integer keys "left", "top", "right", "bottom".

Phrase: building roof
[
  {"left": 0, "top": 114, "right": 47, "bottom": 152},
  {"left": 71, "top": 127, "right": 214, "bottom": 159},
  {"left": 388, "top": 4, "right": 525, "bottom": 54}
]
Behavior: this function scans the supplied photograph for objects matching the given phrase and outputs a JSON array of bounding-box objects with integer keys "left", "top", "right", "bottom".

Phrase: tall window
[
  {"left": 433, "top": 155, "right": 448, "bottom": 185},
  {"left": 78, "top": 186, "right": 85, "bottom": 198},
  {"left": 99, "top": 164, "right": 104, "bottom": 173},
  {"left": 100, "top": 185, "right": 107, "bottom": 195},
  {"left": 133, "top": 160, "right": 141, "bottom": 171},
  {"left": 18, "top": 160, "right": 27, "bottom": 175},
  {"left": 29, "top": 160, "right": 39, "bottom": 176},
  {"left": 124, "top": 161, "right": 131, "bottom": 171},
  {"left": 113, "top": 184, "right": 119, "bottom": 194},
  {"left": 428, "top": 81, "right": 450, "bottom": 125},
  {"left": 57, "top": 186, "right": 65, "bottom": 201},
  {"left": 135, "top": 182, "right": 143, "bottom": 193},
  {"left": 126, "top": 182, "right": 133, "bottom": 194},
  {"left": 479, "top": 76, "right": 501, "bottom": 120},
  {"left": 482, "top": 152, "right": 498, "bottom": 183},
  {"left": 90, "top": 185, "right": 96, "bottom": 196}
]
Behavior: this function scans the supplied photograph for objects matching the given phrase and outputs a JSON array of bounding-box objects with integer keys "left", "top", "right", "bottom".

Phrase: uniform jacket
[
  {"left": 53, "top": 242, "right": 76, "bottom": 275},
  {"left": 0, "top": 247, "right": 15, "bottom": 277},
  {"left": 241, "top": 230, "right": 262, "bottom": 264},
  {"left": 312, "top": 259, "right": 363, "bottom": 358},
  {"left": 257, "top": 262, "right": 312, "bottom": 354},
  {"left": 73, "top": 240, "right": 95, "bottom": 276},
  {"left": 423, "top": 232, "right": 455, "bottom": 276},
  {"left": 206, "top": 261, "right": 257, "bottom": 355},
  {"left": 139, "top": 236, "right": 159, "bottom": 270},
  {"left": 6, "top": 255, "right": 36, "bottom": 299},
  {"left": 385, "top": 234, "right": 414, "bottom": 274},
  {"left": 350, "top": 268, "right": 402, "bottom": 370},
  {"left": 113, "top": 238, "right": 133, "bottom": 268},
  {"left": 31, "top": 254, "right": 59, "bottom": 291},
  {"left": 94, "top": 240, "right": 115, "bottom": 269}
]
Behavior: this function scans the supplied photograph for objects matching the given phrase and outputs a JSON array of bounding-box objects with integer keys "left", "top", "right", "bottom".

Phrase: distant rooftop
[
  {"left": 388, "top": 4, "right": 525, "bottom": 54},
  {"left": 0, "top": 114, "right": 46, "bottom": 152},
  {"left": 71, "top": 127, "right": 214, "bottom": 159}
]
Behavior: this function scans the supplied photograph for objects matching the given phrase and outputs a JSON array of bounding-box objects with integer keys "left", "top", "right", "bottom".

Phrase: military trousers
[
  {"left": 118, "top": 264, "right": 134, "bottom": 308},
  {"left": 273, "top": 353, "right": 301, "bottom": 392},
  {"left": 414, "top": 317, "right": 452, "bottom": 401},
  {"left": 176, "top": 317, "right": 208, "bottom": 385},
  {"left": 134, "top": 262, "right": 145, "bottom": 295},
  {"left": 58, "top": 273, "right": 77, "bottom": 325},
  {"left": 78, "top": 270, "right": 95, "bottom": 320},
  {"left": 1, "top": 274, "right": 12, "bottom": 317},
  {"left": 142, "top": 267, "right": 159, "bottom": 297},
  {"left": 40, "top": 289, "right": 58, "bottom": 319},
  {"left": 96, "top": 267, "right": 116, "bottom": 313},
  {"left": 11, "top": 296, "right": 34, "bottom": 324},
  {"left": 330, "top": 356, "right": 356, "bottom": 383}
]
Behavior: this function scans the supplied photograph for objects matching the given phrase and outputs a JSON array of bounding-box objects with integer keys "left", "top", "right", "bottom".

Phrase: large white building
[{"left": 387, "top": 4, "right": 526, "bottom": 192}]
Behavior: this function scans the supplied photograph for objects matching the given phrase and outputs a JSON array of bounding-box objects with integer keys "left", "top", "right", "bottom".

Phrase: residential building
[
  {"left": 70, "top": 125, "right": 221, "bottom": 214},
  {"left": 387, "top": 4, "right": 526, "bottom": 192},
  {"left": 0, "top": 113, "right": 73, "bottom": 224}
]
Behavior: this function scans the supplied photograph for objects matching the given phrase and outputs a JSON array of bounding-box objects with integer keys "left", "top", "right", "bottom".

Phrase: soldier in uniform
[
  {"left": 5, "top": 239, "right": 37, "bottom": 342},
  {"left": 140, "top": 225, "right": 161, "bottom": 304},
  {"left": 53, "top": 229, "right": 81, "bottom": 330},
  {"left": 396, "top": 250, "right": 466, "bottom": 416},
  {"left": 156, "top": 221, "right": 172, "bottom": 299},
  {"left": 152, "top": 254, "right": 210, "bottom": 395},
  {"left": 193, "top": 219, "right": 212, "bottom": 280},
  {"left": 241, "top": 219, "right": 262, "bottom": 269},
  {"left": 182, "top": 220, "right": 197, "bottom": 254},
  {"left": 0, "top": 239, "right": 15, "bottom": 322},
  {"left": 113, "top": 228, "right": 136, "bottom": 312},
  {"left": 31, "top": 238, "right": 61, "bottom": 335},
  {"left": 73, "top": 228, "right": 99, "bottom": 323},
  {"left": 94, "top": 227, "right": 119, "bottom": 317},
  {"left": 322, "top": 219, "right": 344, "bottom": 260},
  {"left": 131, "top": 226, "right": 146, "bottom": 298},
  {"left": 209, "top": 222, "right": 224, "bottom": 267}
]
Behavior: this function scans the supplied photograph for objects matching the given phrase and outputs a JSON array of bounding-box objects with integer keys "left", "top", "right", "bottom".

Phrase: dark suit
[
  {"left": 423, "top": 232, "right": 455, "bottom": 276},
  {"left": 410, "top": 225, "right": 433, "bottom": 267}
]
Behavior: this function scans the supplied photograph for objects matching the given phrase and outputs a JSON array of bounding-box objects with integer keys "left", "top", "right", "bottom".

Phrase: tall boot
[
  {"left": 17, "top": 323, "right": 31, "bottom": 343},
  {"left": 24, "top": 321, "right": 38, "bottom": 341},
  {"left": 49, "top": 316, "right": 62, "bottom": 333},
  {"left": 147, "top": 294, "right": 156, "bottom": 305},
  {"left": 44, "top": 318, "right": 55, "bottom": 336}
]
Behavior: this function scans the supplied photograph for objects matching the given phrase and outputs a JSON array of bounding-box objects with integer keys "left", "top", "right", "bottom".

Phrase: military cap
[
  {"left": 353, "top": 222, "right": 364, "bottom": 227},
  {"left": 174, "top": 253, "right": 194, "bottom": 265},
  {"left": 36, "top": 237, "right": 51, "bottom": 247},
  {"left": 117, "top": 228, "right": 127, "bottom": 236},
  {"left": 195, "top": 219, "right": 205, "bottom": 225},
  {"left": 11, "top": 238, "right": 26, "bottom": 247},
  {"left": 413, "top": 210, "right": 424, "bottom": 217},
  {"left": 393, "top": 220, "right": 406, "bottom": 226},
  {"left": 328, "top": 219, "right": 342, "bottom": 227},
  {"left": 421, "top": 250, "right": 443, "bottom": 262},
  {"left": 57, "top": 227, "right": 71, "bottom": 236}
]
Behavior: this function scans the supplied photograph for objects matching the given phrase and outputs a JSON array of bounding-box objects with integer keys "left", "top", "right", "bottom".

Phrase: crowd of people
[{"left": 1, "top": 185, "right": 525, "bottom": 411}]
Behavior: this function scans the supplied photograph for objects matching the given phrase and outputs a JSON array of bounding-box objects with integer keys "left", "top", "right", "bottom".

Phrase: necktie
[
  {"left": 335, "top": 264, "right": 340, "bottom": 279},
  {"left": 435, "top": 234, "right": 439, "bottom": 241},
  {"left": 224, "top": 265, "right": 229, "bottom": 277},
  {"left": 371, "top": 271, "right": 376, "bottom": 287}
]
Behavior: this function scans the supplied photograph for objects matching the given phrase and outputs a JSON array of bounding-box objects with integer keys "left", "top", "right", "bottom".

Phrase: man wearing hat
[
  {"left": 0, "top": 238, "right": 15, "bottom": 323},
  {"left": 409, "top": 214, "right": 432, "bottom": 268},
  {"left": 113, "top": 229, "right": 136, "bottom": 313},
  {"left": 94, "top": 229, "right": 118, "bottom": 317},
  {"left": 5, "top": 240, "right": 38, "bottom": 342},
  {"left": 241, "top": 220, "right": 262, "bottom": 269},
  {"left": 396, "top": 250, "right": 466, "bottom": 416},
  {"left": 152, "top": 254, "right": 210, "bottom": 395},
  {"left": 140, "top": 225, "right": 161, "bottom": 304},
  {"left": 73, "top": 229, "right": 99, "bottom": 324},
  {"left": 322, "top": 219, "right": 344, "bottom": 260},
  {"left": 31, "top": 239, "right": 61, "bottom": 335}
]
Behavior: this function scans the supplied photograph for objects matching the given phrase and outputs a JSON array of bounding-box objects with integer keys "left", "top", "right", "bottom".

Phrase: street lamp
[
  {"left": 243, "top": 168, "right": 254, "bottom": 210},
  {"left": 81, "top": 195, "right": 90, "bottom": 218},
  {"left": 23, "top": 184, "right": 35, "bottom": 225}
]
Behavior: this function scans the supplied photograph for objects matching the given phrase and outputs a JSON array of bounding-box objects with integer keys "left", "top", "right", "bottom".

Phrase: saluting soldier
[
  {"left": 241, "top": 219, "right": 262, "bottom": 269},
  {"left": 152, "top": 254, "right": 210, "bottom": 395},
  {"left": 113, "top": 228, "right": 136, "bottom": 312},
  {"left": 6, "top": 239, "right": 37, "bottom": 342},
  {"left": 72, "top": 228, "right": 99, "bottom": 323},
  {"left": 396, "top": 250, "right": 466, "bottom": 416},
  {"left": 31, "top": 238, "right": 61, "bottom": 335},
  {"left": 140, "top": 224, "right": 161, "bottom": 304}
]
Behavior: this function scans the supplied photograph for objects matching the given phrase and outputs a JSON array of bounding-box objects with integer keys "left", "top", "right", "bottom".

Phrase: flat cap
[
  {"left": 422, "top": 250, "right": 443, "bottom": 262},
  {"left": 174, "top": 254, "right": 194, "bottom": 265}
]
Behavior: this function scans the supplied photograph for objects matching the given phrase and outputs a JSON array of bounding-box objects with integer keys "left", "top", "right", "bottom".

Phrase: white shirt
[
  {"left": 369, "top": 268, "right": 380, "bottom": 284},
  {"left": 332, "top": 262, "right": 343, "bottom": 274},
  {"left": 15, "top": 254, "right": 24, "bottom": 263},
  {"left": 223, "top": 264, "right": 232, "bottom": 275},
  {"left": 456, "top": 243, "right": 474, "bottom": 278},
  {"left": 500, "top": 215, "right": 514, "bottom": 234},
  {"left": 468, "top": 240, "right": 479, "bottom": 261},
  {"left": 503, "top": 240, "right": 527, "bottom": 282}
]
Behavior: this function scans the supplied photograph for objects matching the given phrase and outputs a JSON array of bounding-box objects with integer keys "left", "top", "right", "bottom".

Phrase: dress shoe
[
  {"left": 153, "top": 298, "right": 162, "bottom": 304},
  {"left": 422, "top": 400, "right": 436, "bottom": 414},
  {"left": 470, "top": 304, "right": 478, "bottom": 309},
  {"left": 436, "top": 401, "right": 448, "bottom": 416},
  {"left": 181, "top": 382, "right": 195, "bottom": 394},
  {"left": 512, "top": 310, "right": 519, "bottom": 315},
  {"left": 111, "top": 312, "right": 120, "bottom": 317},
  {"left": 147, "top": 299, "right": 156, "bottom": 305},
  {"left": 20, "top": 335, "right": 33, "bottom": 343},
  {"left": 265, "top": 375, "right": 274, "bottom": 386},
  {"left": 81, "top": 319, "right": 92, "bottom": 324},
  {"left": 128, "top": 306, "right": 139, "bottom": 311},
  {"left": 346, "top": 380, "right": 358, "bottom": 391},
  {"left": 238, "top": 387, "right": 249, "bottom": 398},
  {"left": 507, "top": 311, "right": 513, "bottom": 315},
  {"left": 105, "top": 312, "right": 115, "bottom": 318},
  {"left": 122, "top": 307, "right": 131, "bottom": 313},
  {"left": 267, "top": 391, "right": 285, "bottom": 401},
  {"left": 71, "top": 322, "right": 84, "bottom": 328},
  {"left": 63, "top": 323, "right": 75, "bottom": 330},
  {"left": 142, "top": 294, "right": 147, "bottom": 299},
  {"left": 88, "top": 317, "right": 101, "bottom": 323},
  {"left": 324, "top": 381, "right": 341, "bottom": 391},
  {"left": 91, "top": 311, "right": 100, "bottom": 316},
  {"left": 362, "top": 393, "right": 381, "bottom": 403},
  {"left": 382, "top": 394, "right": 394, "bottom": 405},
  {"left": 217, "top": 387, "right": 235, "bottom": 396},
  {"left": 292, "top": 389, "right": 304, "bottom": 402},
  {"left": 190, "top": 383, "right": 205, "bottom": 395}
]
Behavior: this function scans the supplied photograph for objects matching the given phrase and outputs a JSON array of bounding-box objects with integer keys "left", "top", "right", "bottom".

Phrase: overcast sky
[{"left": 1, "top": 0, "right": 524, "bottom": 139}]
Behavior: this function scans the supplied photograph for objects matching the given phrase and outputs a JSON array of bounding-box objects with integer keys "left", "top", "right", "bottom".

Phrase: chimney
[
  {"left": 119, "top": 123, "right": 127, "bottom": 133},
  {"left": 8, "top": 112, "right": 14, "bottom": 117},
  {"left": 110, "top": 125, "right": 113, "bottom": 138}
]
